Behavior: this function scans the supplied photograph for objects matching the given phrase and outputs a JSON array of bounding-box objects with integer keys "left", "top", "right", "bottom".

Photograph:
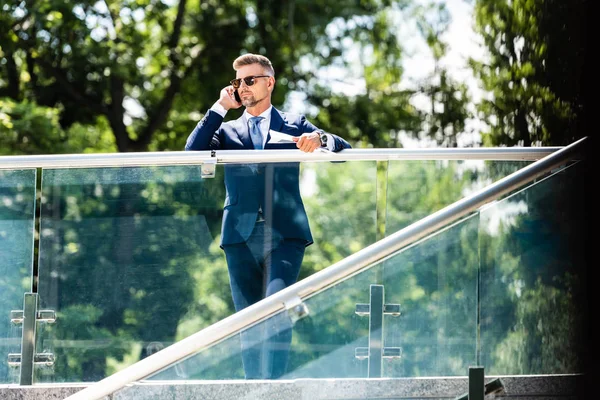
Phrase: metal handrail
[
  {"left": 0, "top": 147, "right": 561, "bottom": 170},
  {"left": 64, "top": 137, "right": 586, "bottom": 400}
]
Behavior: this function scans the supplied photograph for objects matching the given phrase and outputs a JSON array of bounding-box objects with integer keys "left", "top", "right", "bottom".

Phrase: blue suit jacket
[{"left": 185, "top": 107, "right": 351, "bottom": 247}]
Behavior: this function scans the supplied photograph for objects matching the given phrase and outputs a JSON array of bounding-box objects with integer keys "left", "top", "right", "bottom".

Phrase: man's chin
[{"left": 241, "top": 98, "right": 257, "bottom": 108}]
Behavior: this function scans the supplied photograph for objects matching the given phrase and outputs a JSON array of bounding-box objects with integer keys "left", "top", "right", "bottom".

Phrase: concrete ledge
[
  {"left": 0, "top": 383, "right": 107, "bottom": 400},
  {"left": 0, "top": 374, "right": 584, "bottom": 400}
]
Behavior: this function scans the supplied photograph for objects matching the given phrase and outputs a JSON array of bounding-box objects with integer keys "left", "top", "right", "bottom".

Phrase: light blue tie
[{"left": 248, "top": 116, "right": 264, "bottom": 150}]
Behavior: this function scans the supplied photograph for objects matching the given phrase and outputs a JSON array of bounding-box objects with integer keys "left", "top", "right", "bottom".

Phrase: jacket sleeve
[{"left": 185, "top": 110, "right": 225, "bottom": 151}]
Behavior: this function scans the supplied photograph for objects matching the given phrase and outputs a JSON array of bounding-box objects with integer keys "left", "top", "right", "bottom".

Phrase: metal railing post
[
  {"left": 18, "top": 293, "right": 37, "bottom": 385},
  {"left": 8, "top": 293, "right": 56, "bottom": 385}
]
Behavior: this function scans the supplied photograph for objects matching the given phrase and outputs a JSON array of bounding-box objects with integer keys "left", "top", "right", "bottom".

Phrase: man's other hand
[{"left": 293, "top": 132, "right": 321, "bottom": 153}]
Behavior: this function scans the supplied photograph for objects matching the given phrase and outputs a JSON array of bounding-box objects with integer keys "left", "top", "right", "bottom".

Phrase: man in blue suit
[{"left": 185, "top": 53, "right": 351, "bottom": 379}]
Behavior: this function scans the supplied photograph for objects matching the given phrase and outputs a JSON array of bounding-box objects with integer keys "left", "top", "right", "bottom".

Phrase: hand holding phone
[{"left": 218, "top": 86, "right": 243, "bottom": 110}]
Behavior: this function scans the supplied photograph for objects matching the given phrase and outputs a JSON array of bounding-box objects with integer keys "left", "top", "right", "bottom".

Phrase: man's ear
[{"left": 268, "top": 76, "right": 276, "bottom": 92}]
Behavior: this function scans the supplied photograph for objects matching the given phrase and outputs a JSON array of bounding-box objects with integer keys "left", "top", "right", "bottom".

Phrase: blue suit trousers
[{"left": 223, "top": 222, "right": 305, "bottom": 379}]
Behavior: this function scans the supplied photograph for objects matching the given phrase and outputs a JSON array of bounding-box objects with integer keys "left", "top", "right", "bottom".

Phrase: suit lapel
[
  {"left": 269, "top": 107, "right": 285, "bottom": 133},
  {"left": 233, "top": 116, "right": 254, "bottom": 149},
  {"left": 265, "top": 108, "right": 286, "bottom": 149}
]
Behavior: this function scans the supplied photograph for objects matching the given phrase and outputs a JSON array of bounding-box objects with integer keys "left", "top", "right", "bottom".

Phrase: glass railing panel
[
  {"left": 0, "top": 169, "right": 37, "bottom": 384},
  {"left": 116, "top": 212, "right": 479, "bottom": 384},
  {"left": 34, "top": 160, "right": 377, "bottom": 382},
  {"left": 478, "top": 160, "right": 587, "bottom": 375},
  {"left": 35, "top": 165, "right": 221, "bottom": 383},
  {"left": 380, "top": 213, "right": 480, "bottom": 377},
  {"left": 385, "top": 160, "right": 530, "bottom": 235},
  {"left": 299, "top": 160, "right": 378, "bottom": 278}
]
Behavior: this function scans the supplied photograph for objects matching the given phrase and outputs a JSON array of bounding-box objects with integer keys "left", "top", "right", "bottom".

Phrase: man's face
[{"left": 235, "top": 64, "right": 274, "bottom": 108}]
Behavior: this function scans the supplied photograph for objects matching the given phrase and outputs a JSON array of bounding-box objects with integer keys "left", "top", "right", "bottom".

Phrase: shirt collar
[{"left": 243, "top": 106, "right": 272, "bottom": 123}]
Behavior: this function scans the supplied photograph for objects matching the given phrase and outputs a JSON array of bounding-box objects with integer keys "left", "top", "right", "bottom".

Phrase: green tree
[
  {"left": 0, "top": 98, "right": 116, "bottom": 154},
  {"left": 307, "top": 4, "right": 423, "bottom": 148},
  {"left": 469, "top": 0, "right": 589, "bottom": 380},
  {"left": 471, "top": 0, "right": 587, "bottom": 146},
  {"left": 0, "top": 0, "right": 413, "bottom": 153}
]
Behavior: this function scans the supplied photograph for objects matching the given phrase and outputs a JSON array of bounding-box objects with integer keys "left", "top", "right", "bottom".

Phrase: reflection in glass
[
  {"left": 479, "top": 161, "right": 587, "bottom": 375},
  {"left": 381, "top": 214, "right": 479, "bottom": 377},
  {"left": 385, "top": 160, "right": 530, "bottom": 234}
]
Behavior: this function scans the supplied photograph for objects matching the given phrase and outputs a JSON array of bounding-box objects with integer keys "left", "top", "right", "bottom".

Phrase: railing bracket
[
  {"left": 284, "top": 296, "right": 310, "bottom": 324},
  {"left": 354, "top": 284, "right": 401, "bottom": 377}
]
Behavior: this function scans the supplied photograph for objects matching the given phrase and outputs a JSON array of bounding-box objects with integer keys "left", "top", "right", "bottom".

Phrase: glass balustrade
[
  {"left": 378, "top": 213, "right": 480, "bottom": 377},
  {"left": 0, "top": 154, "right": 584, "bottom": 388},
  {"left": 0, "top": 169, "right": 37, "bottom": 384},
  {"left": 108, "top": 158, "right": 585, "bottom": 397}
]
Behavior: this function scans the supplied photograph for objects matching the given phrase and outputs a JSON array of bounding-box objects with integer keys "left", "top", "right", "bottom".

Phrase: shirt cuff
[
  {"left": 324, "top": 133, "right": 335, "bottom": 151},
  {"left": 210, "top": 102, "right": 228, "bottom": 117}
]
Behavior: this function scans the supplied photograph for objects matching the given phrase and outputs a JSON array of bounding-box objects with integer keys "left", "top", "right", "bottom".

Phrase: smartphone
[{"left": 234, "top": 90, "right": 242, "bottom": 104}]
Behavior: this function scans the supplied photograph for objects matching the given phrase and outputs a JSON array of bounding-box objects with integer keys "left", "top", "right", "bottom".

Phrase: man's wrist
[{"left": 211, "top": 101, "right": 228, "bottom": 117}]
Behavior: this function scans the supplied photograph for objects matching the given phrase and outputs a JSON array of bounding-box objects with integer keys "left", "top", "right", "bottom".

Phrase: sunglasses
[{"left": 230, "top": 75, "right": 271, "bottom": 89}]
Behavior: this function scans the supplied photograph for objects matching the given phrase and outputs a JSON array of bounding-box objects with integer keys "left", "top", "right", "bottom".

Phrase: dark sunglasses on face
[{"left": 230, "top": 75, "right": 270, "bottom": 89}]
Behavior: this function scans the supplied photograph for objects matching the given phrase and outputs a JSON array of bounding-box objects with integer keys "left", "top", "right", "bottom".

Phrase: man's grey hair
[{"left": 233, "top": 53, "right": 275, "bottom": 76}]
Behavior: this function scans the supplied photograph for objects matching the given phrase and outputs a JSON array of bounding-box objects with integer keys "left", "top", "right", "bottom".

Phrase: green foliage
[
  {"left": 0, "top": 98, "right": 116, "bottom": 154},
  {"left": 38, "top": 304, "right": 132, "bottom": 382},
  {"left": 418, "top": 71, "right": 471, "bottom": 147},
  {"left": 310, "top": 85, "right": 421, "bottom": 148},
  {"left": 301, "top": 161, "right": 379, "bottom": 276},
  {"left": 471, "top": 0, "right": 586, "bottom": 145},
  {"left": 0, "top": 0, "right": 589, "bottom": 152},
  {"left": 490, "top": 275, "right": 582, "bottom": 374},
  {"left": 0, "top": 0, "right": 415, "bottom": 153},
  {"left": 411, "top": 2, "right": 471, "bottom": 147}
]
